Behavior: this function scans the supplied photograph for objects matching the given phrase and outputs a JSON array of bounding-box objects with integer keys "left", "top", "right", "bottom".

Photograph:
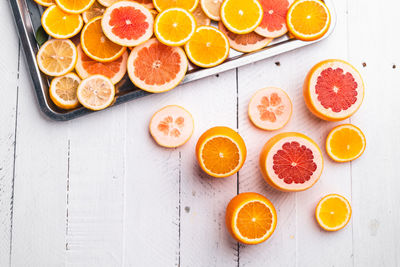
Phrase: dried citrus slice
[
  {"left": 218, "top": 22, "right": 272, "bottom": 53},
  {"left": 49, "top": 73, "right": 81, "bottom": 109},
  {"left": 101, "top": 1, "right": 154, "bottom": 47},
  {"left": 34, "top": 0, "right": 55, "bottom": 7},
  {"left": 82, "top": 1, "right": 105, "bottom": 23},
  {"left": 220, "top": 0, "right": 263, "bottom": 34},
  {"left": 326, "top": 124, "right": 366, "bottom": 162},
  {"left": 153, "top": 0, "right": 199, "bottom": 12},
  {"left": 248, "top": 87, "right": 292, "bottom": 131},
  {"left": 184, "top": 26, "right": 229, "bottom": 68},
  {"left": 127, "top": 38, "right": 188, "bottom": 93},
  {"left": 259, "top": 132, "right": 323, "bottom": 192},
  {"left": 303, "top": 59, "right": 365, "bottom": 121},
  {"left": 55, "top": 0, "right": 96, "bottom": 14},
  {"left": 149, "top": 105, "right": 194, "bottom": 148},
  {"left": 154, "top": 8, "right": 196, "bottom": 46},
  {"left": 287, "top": 0, "right": 331, "bottom": 41},
  {"left": 193, "top": 4, "right": 211, "bottom": 26},
  {"left": 255, "top": 0, "right": 293, "bottom": 38},
  {"left": 316, "top": 194, "right": 352, "bottom": 231},
  {"left": 226, "top": 192, "right": 277, "bottom": 245},
  {"left": 77, "top": 74, "right": 115, "bottom": 110},
  {"left": 41, "top": 5, "right": 83, "bottom": 39},
  {"left": 196, "top": 126, "right": 247, "bottom": 178},
  {"left": 81, "top": 17, "right": 126, "bottom": 62},
  {"left": 200, "top": 0, "right": 223, "bottom": 21},
  {"left": 37, "top": 39, "right": 78, "bottom": 76}
]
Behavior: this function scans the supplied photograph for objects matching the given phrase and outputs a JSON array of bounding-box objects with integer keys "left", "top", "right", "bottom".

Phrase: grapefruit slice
[
  {"left": 101, "top": 1, "right": 154, "bottom": 47},
  {"left": 218, "top": 22, "right": 272, "bottom": 53},
  {"left": 75, "top": 44, "right": 127, "bottom": 84},
  {"left": 77, "top": 74, "right": 115, "bottom": 110},
  {"left": 259, "top": 132, "right": 323, "bottom": 192},
  {"left": 149, "top": 105, "right": 194, "bottom": 148},
  {"left": 248, "top": 87, "right": 292, "bottom": 131},
  {"left": 255, "top": 0, "right": 293, "bottom": 38},
  {"left": 127, "top": 38, "right": 188, "bottom": 93},
  {"left": 303, "top": 59, "right": 365, "bottom": 121}
]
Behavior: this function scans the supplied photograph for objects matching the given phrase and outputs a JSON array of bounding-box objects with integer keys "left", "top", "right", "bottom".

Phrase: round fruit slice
[
  {"left": 184, "top": 26, "right": 229, "bottom": 68},
  {"left": 259, "top": 132, "right": 323, "bottom": 192},
  {"left": 98, "top": 0, "right": 154, "bottom": 8},
  {"left": 220, "top": 0, "right": 263, "bottom": 34},
  {"left": 75, "top": 44, "right": 127, "bottom": 84},
  {"left": 255, "top": 0, "right": 293, "bottom": 38},
  {"left": 82, "top": 1, "right": 105, "bottom": 23},
  {"left": 326, "top": 124, "right": 366, "bottom": 162},
  {"left": 287, "top": 0, "right": 331, "bottom": 41},
  {"left": 77, "top": 74, "right": 115, "bottom": 110},
  {"left": 55, "top": 0, "right": 96, "bottom": 14},
  {"left": 154, "top": 8, "right": 196, "bottom": 47},
  {"left": 226, "top": 192, "right": 277, "bottom": 245},
  {"left": 248, "top": 87, "right": 292, "bottom": 131},
  {"left": 196, "top": 126, "right": 247, "bottom": 178},
  {"left": 50, "top": 73, "right": 81, "bottom": 109},
  {"left": 41, "top": 5, "right": 83, "bottom": 39},
  {"left": 303, "top": 59, "right": 365, "bottom": 121},
  {"left": 81, "top": 17, "right": 126, "bottom": 62},
  {"left": 101, "top": 1, "right": 154, "bottom": 47},
  {"left": 37, "top": 39, "right": 78, "bottom": 76},
  {"left": 127, "top": 38, "right": 188, "bottom": 93},
  {"left": 218, "top": 22, "right": 272, "bottom": 53},
  {"left": 153, "top": 0, "right": 199, "bottom": 12},
  {"left": 149, "top": 105, "right": 194, "bottom": 148},
  {"left": 200, "top": 0, "right": 223, "bottom": 21},
  {"left": 193, "top": 4, "right": 211, "bottom": 26},
  {"left": 34, "top": 0, "right": 55, "bottom": 7},
  {"left": 315, "top": 194, "right": 351, "bottom": 231}
]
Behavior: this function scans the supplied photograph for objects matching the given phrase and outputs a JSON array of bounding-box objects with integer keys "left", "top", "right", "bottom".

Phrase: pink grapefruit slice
[
  {"left": 259, "top": 132, "right": 323, "bottom": 192},
  {"left": 101, "top": 1, "right": 154, "bottom": 47},
  {"left": 218, "top": 22, "right": 272, "bottom": 53},
  {"left": 255, "top": 0, "right": 293, "bottom": 38},
  {"left": 304, "top": 59, "right": 365, "bottom": 121},
  {"left": 248, "top": 87, "right": 292, "bottom": 131},
  {"left": 127, "top": 38, "right": 188, "bottom": 93},
  {"left": 149, "top": 105, "right": 194, "bottom": 148}
]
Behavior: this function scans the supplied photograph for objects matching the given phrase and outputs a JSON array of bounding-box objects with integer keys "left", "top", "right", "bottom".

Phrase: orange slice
[
  {"left": 153, "top": 0, "right": 199, "bottom": 12},
  {"left": 34, "top": 0, "right": 55, "bottom": 7},
  {"left": 287, "top": 0, "right": 331, "bottom": 41},
  {"left": 81, "top": 17, "right": 126, "bottom": 62},
  {"left": 49, "top": 73, "right": 81, "bottom": 109},
  {"left": 192, "top": 4, "right": 211, "bottom": 26},
  {"left": 97, "top": 0, "right": 153, "bottom": 8},
  {"left": 226, "top": 192, "right": 277, "bottom": 245},
  {"left": 326, "top": 124, "right": 366, "bottom": 162},
  {"left": 82, "top": 1, "right": 105, "bottom": 23},
  {"left": 316, "top": 194, "right": 352, "bottom": 231},
  {"left": 77, "top": 74, "right": 115, "bottom": 110},
  {"left": 154, "top": 8, "right": 196, "bottom": 46},
  {"left": 200, "top": 0, "right": 223, "bottom": 21},
  {"left": 37, "top": 39, "right": 78, "bottom": 76},
  {"left": 149, "top": 105, "right": 194, "bottom": 148},
  {"left": 220, "top": 0, "right": 263, "bottom": 34},
  {"left": 55, "top": 0, "right": 96, "bottom": 14},
  {"left": 196, "top": 126, "right": 247, "bottom": 178},
  {"left": 184, "top": 26, "right": 229, "bottom": 68},
  {"left": 41, "top": 5, "right": 83, "bottom": 39}
]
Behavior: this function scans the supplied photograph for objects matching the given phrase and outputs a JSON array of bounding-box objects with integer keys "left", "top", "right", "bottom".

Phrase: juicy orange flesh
[
  {"left": 201, "top": 137, "right": 240, "bottom": 175},
  {"left": 290, "top": 1, "right": 328, "bottom": 35},
  {"left": 57, "top": 0, "right": 93, "bottom": 11},
  {"left": 157, "top": 11, "right": 194, "bottom": 42},
  {"left": 155, "top": 0, "right": 197, "bottom": 11},
  {"left": 40, "top": 42, "right": 75, "bottom": 72},
  {"left": 223, "top": 0, "right": 261, "bottom": 30},
  {"left": 318, "top": 197, "right": 349, "bottom": 228},
  {"left": 80, "top": 79, "right": 113, "bottom": 106},
  {"left": 187, "top": 29, "right": 227, "bottom": 65},
  {"left": 329, "top": 127, "right": 364, "bottom": 160},
  {"left": 55, "top": 77, "right": 79, "bottom": 101},
  {"left": 236, "top": 201, "right": 273, "bottom": 239},
  {"left": 44, "top": 6, "right": 81, "bottom": 36}
]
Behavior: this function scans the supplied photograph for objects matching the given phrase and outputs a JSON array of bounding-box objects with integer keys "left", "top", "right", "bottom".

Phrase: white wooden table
[{"left": 1, "top": 0, "right": 400, "bottom": 266}]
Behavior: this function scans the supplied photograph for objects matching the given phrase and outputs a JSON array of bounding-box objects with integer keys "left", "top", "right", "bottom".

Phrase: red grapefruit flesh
[
  {"left": 260, "top": 132, "right": 323, "bottom": 192},
  {"left": 101, "top": 1, "right": 154, "bottom": 47},
  {"left": 127, "top": 38, "right": 188, "bottom": 93},
  {"left": 248, "top": 87, "right": 292, "bottom": 131},
  {"left": 218, "top": 22, "right": 272, "bottom": 53},
  {"left": 75, "top": 44, "right": 128, "bottom": 84},
  {"left": 255, "top": 0, "right": 293, "bottom": 38},
  {"left": 149, "top": 105, "right": 194, "bottom": 148}
]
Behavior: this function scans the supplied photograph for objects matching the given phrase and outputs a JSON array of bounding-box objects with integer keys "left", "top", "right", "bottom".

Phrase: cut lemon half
[
  {"left": 82, "top": 1, "right": 105, "bottom": 23},
  {"left": 55, "top": 0, "right": 96, "bottom": 14},
  {"left": 34, "top": 0, "right": 55, "bottom": 7},
  {"left": 41, "top": 5, "right": 83, "bottom": 39},
  {"left": 49, "top": 73, "right": 81, "bottom": 109},
  {"left": 200, "top": 0, "right": 223, "bottom": 21},
  {"left": 220, "top": 0, "right": 263, "bottom": 34},
  {"left": 77, "top": 75, "right": 115, "bottom": 110},
  {"left": 315, "top": 194, "right": 352, "bottom": 231},
  {"left": 153, "top": 0, "right": 199, "bottom": 12}
]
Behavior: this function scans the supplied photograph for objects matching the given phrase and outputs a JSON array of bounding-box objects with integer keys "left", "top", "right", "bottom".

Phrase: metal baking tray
[{"left": 9, "top": 0, "right": 336, "bottom": 121}]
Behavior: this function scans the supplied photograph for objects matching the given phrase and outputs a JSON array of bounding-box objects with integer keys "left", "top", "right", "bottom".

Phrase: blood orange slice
[
  {"left": 303, "top": 59, "right": 365, "bottom": 121},
  {"left": 149, "top": 105, "right": 194, "bottom": 148},
  {"left": 259, "top": 132, "right": 323, "bottom": 192},
  {"left": 248, "top": 87, "right": 292, "bottom": 131},
  {"left": 101, "top": 1, "right": 154, "bottom": 47},
  {"left": 218, "top": 22, "right": 272, "bottom": 53},
  {"left": 127, "top": 38, "right": 188, "bottom": 93},
  {"left": 255, "top": 0, "right": 293, "bottom": 38}
]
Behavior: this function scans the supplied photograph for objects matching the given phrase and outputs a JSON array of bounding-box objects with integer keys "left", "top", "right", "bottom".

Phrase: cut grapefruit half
[
  {"left": 149, "top": 105, "right": 194, "bottom": 148},
  {"left": 304, "top": 59, "right": 365, "bottom": 121},
  {"left": 127, "top": 38, "right": 188, "bottom": 93},
  {"left": 218, "top": 22, "right": 272, "bottom": 53},
  {"left": 255, "top": 0, "right": 293, "bottom": 38},
  {"left": 101, "top": 1, "right": 154, "bottom": 47},
  {"left": 259, "top": 132, "right": 323, "bottom": 192},
  {"left": 248, "top": 87, "right": 292, "bottom": 131}
]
